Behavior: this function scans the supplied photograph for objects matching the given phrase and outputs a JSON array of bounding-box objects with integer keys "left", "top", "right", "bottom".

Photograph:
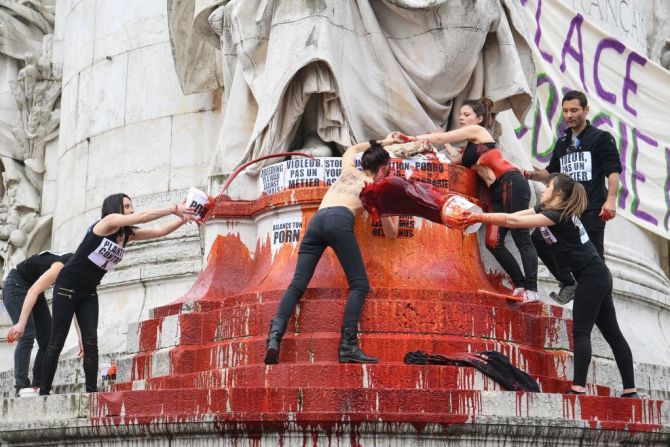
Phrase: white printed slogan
[
  {"left": 88, "top": 239, "right": 125, "bottom": 271},
  {"left": 539, "top": 226, "right": 558, "bottom": 245},
  {"left": 559, "top": 152, "right": 592, "bottom": 182},
  {"left": 573, "top": 216, "right": 590, "bottom": 244},
  {"left": 271, "top": 217, "right": 303, "bottom": 249}
]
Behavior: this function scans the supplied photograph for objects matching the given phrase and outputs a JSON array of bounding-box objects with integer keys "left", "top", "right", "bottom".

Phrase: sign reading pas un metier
[
  {"left": 258, "top": 156, "right": 450, "bottom": 197},
  {"left": 518, "top": 0, "right": 670, "bottom": 240}
]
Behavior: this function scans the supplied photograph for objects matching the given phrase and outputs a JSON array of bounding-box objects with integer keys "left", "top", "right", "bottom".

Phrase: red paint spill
[{"left": 89, "top": 167, "right": 665, "bottom": 441}]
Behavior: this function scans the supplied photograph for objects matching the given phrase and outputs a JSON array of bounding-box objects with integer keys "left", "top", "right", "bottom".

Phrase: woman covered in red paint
[
  {"left": 454, "top": 173, "right": 638, "bottom": 397},
  {"left": 415, "top": 97, "right": 538, "bottom": 302}
]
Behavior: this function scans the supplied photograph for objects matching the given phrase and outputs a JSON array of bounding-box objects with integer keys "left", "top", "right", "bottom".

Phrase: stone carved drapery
[
  {"left": 0, "top": 0, "right": 55, "bottom": 278},
  {"left": 168, "top": 0, "right": 536, "bottom": 175}
]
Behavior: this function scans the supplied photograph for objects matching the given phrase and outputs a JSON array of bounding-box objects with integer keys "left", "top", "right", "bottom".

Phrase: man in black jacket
[{"left": 526, "top": 90, "right": 621, "bottom": 304}]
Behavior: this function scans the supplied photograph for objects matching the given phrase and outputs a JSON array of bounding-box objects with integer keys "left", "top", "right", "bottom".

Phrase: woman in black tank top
[
  {"left": 37, "top": 193, "right": 196, "bottom": 395},
  {"left": 454, "top": 173, "right": 638, "bottom": 398}
]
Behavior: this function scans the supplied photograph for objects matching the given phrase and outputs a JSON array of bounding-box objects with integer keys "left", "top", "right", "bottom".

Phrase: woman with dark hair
[
  {"left": 415, "top": 97, "right": 538, "bottom": 301},
  {"left": 35, "top": 194, "right": 195, "bottom": 395},
  {"left": 264, "top": 133, "right": 405, "bottom": 365},
  {"left": 5, "top": 251, "right": 74, "bottom": 396},
  {"left": 455, "top": 173, "right": 638, "bottom": 397}
]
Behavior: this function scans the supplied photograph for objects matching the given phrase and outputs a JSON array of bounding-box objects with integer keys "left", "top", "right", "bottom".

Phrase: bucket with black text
[{"left": 186, "top": 187, "right": 215, "bottom": 221}]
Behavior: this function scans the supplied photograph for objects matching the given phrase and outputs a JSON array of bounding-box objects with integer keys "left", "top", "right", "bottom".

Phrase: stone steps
[
  {"left": 129, "top": 299, "right": 572, "bottom": 354},
  {"left": 120, "top": 333, "right": 567, "bottom": 377},
  {"left": 1, "top": 390, "right": 668, "bottom": 445},
  {"left": 88, "top": 388, "right": 669, "bottom": 427},
  {"left": 116, "top": 362, "right": 588, "bottom": 395},
  {"left": 148, "top": 288, "right": 560, "bottom": 319}
]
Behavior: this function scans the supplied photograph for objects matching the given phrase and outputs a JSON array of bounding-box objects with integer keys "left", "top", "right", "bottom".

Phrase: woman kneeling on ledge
[{"left": 455, "top": 173, "right": 638, "bottom": 397}]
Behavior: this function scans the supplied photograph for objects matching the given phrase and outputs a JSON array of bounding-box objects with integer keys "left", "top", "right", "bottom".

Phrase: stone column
[{"left": 50, "top": 0, "right": 222, "bottom": 356}]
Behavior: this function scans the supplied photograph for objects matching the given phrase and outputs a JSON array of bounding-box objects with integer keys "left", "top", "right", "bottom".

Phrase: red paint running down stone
[{"left": 91, "top": 162, "right": 666, "bottom": 440}]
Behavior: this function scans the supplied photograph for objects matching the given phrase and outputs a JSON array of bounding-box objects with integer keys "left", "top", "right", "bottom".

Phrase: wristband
[{"left": 173, "top": 203, "right": 179, "bottom": 215}]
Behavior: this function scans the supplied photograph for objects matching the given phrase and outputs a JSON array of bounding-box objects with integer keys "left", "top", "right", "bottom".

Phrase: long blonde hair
[{"left": 544, "top": 173, "right": 588, "bottom": 221}]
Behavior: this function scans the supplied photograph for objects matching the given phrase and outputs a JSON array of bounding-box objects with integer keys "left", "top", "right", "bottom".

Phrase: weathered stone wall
[{"left": 0, "top": 0, "right": 223, "bottom": 368}]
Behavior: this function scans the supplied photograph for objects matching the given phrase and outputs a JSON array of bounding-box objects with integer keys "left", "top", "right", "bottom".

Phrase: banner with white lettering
[{"left": 516, "top": 0, "right": 670, "bottom": 239}]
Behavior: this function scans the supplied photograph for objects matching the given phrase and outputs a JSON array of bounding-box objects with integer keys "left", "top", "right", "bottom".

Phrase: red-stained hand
[
  {"left": 521, "top": 169, "right": 532, "bottom": 180},
  {"left": 599, "top": 199, "right": 616, "bottom": 222},
  {"left": 452, "top": 211, "right": 484, "bottom": 229},
  {"left": 7, "top": 324, "right": 25, "bottom": 343}
]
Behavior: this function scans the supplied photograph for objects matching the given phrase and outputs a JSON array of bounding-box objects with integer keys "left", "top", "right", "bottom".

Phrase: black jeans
[
  {"left": 275, "top": 207, "right": 370, "bottom": 328},
  {"left": 3, "top": 270, "right": 52, "bottom": 390},
  {"left": 40, "top": 284, "right": 99, "bottom": 394},
  {"left": 487, "top": 171, "right": 538, "bottom": 291},
  {"left": 571, "top": 258, "right": 635, "bottom": 389},
  {"left": 532, "top": 208, "right": 605, "bottom": 286}
]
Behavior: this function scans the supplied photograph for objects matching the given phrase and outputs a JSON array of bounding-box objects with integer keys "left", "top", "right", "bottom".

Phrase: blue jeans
[{"left": 3, "top": 269, "right": 52, "bottom": 391}]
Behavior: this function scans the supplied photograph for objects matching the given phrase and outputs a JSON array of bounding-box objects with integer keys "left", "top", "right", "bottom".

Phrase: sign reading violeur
[{"left": 258, "top": 156, "right": 451, "bottom": 196}]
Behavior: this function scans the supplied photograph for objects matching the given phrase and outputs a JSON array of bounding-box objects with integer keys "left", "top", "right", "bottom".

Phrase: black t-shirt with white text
[
  {"left": 546, "top": 122, "right": 621, "bottom": 212},
  {"left": 56, "top": 225, "right": 126, "bottom": 292},
  {"left": 534, "top": 204, "right": 599, "bottom": 272}
]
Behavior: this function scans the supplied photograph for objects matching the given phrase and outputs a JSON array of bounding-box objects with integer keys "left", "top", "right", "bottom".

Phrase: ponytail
[
  {"left": 546, "top": 173, "right": 588, "bottom": 221},
  {"left": 462, "top": 96, "right": 501, "bottom": 140}
]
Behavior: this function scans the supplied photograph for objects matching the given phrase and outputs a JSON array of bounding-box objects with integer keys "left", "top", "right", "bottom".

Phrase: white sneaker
[
  {"left": 512, "top": 287, "right": 525, "bottom": 297},
  {"left": 18, "top": 387, "right": 40, "bottom": 397}
]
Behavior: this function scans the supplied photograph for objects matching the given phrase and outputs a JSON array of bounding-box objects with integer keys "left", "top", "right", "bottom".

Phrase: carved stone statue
[
  {"left": 0, "top": 0, "right": 56, "bottom": 277},
  {"left": 10, "top": 40, "right": 62, "bottom": 174},
  {"left": 167, "top": 0, "right": 535, "bottom": 174}
]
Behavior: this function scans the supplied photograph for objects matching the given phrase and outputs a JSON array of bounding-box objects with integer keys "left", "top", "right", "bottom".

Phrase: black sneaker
[
  {"left": 549, "top": 282, "right": 577, "bottom": 305},
  {"left": 620, "top": 392, "right": 641, "bottom": 398}
]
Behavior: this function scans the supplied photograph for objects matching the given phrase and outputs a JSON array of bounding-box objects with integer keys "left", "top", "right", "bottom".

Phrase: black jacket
[{"left": 546, "top": 121, "right": 621, "bottom": 212}]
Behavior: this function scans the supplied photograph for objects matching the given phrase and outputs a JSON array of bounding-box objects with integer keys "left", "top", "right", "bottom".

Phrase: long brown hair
[
  {"left": 461, "top": 97, "right": 501, "bottom": 140},
  {"left": 544, "top": 173, "right": 588, "bottom": 221}
]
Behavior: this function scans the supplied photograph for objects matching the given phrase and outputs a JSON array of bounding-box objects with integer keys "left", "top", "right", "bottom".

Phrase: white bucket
[
  {"left": 441, "top": 195, "right": 482, "bottom": 234},
  {"left": 186, "top": 187, "right": 213, "bottom": 220},
  {"left": 99, "top": 362, "right": 111, "bottom": 381}
]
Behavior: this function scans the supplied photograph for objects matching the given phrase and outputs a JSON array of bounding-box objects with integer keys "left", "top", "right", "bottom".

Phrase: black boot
[
  {"left": 338, "top": 325, "right": 378, "bottom": 363},
  {"left": 264, "top": 317, "right": 287, "bottom": 364}
]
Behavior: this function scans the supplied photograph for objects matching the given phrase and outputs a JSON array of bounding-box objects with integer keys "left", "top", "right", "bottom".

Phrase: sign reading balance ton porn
[
  {"left": 88, "top": 238, "right": 125, "bottom": 272},
  {"left": 271, "top": 217, "right": 303, "bottom": 250}
]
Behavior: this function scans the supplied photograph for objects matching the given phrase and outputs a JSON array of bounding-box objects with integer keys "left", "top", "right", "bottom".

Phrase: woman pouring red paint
[
  {"left": 415, "top": 97, "right": 538, "bottom": 302},
  {"left": 454, "top": 173, "right": 638, "bottom": 398},
  {"left": 29, "top": 194, "right": 196, "bottom": 395}
]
